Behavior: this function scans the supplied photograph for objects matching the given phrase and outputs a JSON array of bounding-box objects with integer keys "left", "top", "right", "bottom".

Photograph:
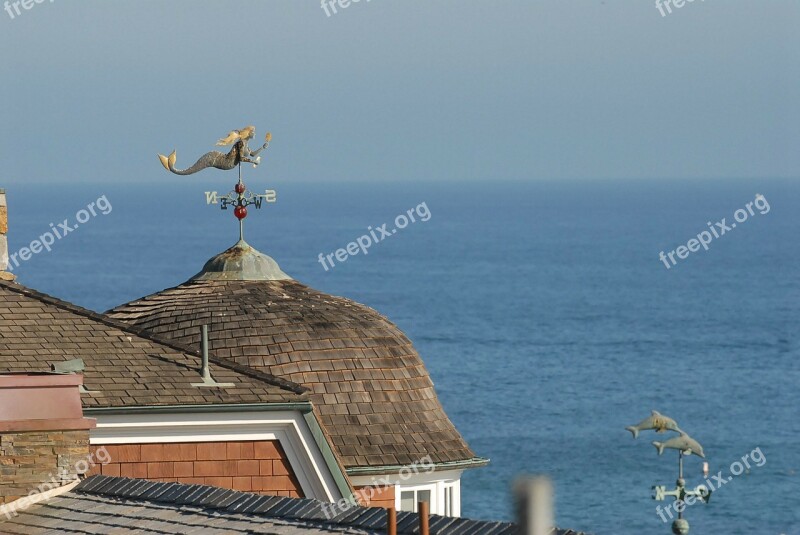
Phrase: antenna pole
[
  {"left": 200, "top": 324, "right": 210, "bottom": 381},
  {"left": 191, "top": 324, "right": 234, "bottom": 388}
]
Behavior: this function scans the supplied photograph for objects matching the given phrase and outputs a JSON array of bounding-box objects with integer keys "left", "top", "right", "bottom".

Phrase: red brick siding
[
  {"left": 89, "top": 440, "right": 303, "bottom": 497},
  {"left": 354, "top": 484, "right": 396, "bottom": 509}
]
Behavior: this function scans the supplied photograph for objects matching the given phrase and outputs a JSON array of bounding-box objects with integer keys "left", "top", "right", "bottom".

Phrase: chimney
[
  {"left": 0, "top": 189, "right": 13, "bottom": 281},
  {"left": 514, "top": 476, "right": 554, "bottom": 535},
  {"left": 0, "top": 373, "right": 96, "bottom": 507}
]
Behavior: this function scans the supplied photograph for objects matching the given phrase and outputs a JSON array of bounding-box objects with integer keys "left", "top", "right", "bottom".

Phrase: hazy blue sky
[{"left": 0, "top": 1, "right": 797, "bottom": 184}]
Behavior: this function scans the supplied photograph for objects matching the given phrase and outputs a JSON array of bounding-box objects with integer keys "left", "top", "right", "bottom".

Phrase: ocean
[{"left": 4, "top": 178, "right": 798, "bottom": 534}]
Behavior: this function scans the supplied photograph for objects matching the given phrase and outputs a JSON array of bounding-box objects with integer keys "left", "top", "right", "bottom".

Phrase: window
[
  {"left": 390, "top": 475, "right": 460, "bottom": 517},
  {"left": 418, "top": 489, "right": 431, "bottom": 505},
  {"left": 399, "top": 488, "right": 432, "bottom": 513},
  {"left": 443, "top": 485, "right": 454, "bottom": 517},
  {"left": 400, "top": 490, "right": 414, "bottom": 512}
]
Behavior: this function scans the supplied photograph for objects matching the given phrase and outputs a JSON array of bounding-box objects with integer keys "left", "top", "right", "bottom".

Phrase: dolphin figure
[
  {"left": 652, "top": 432, "right": 705, "bottom": 459},
  {"left": 626, "top": 410, "right": 682, "bottom": 438}
]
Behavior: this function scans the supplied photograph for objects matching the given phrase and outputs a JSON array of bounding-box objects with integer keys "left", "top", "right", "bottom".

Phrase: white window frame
[
  {"left": 398, "top": 483, "right": 438, "bottom": 514},
  {"left": 442, "top": 481, "right": 458, "bottom": 517},
  {"left": 351, "top": 469, "right": 462, "bottom": 517}
]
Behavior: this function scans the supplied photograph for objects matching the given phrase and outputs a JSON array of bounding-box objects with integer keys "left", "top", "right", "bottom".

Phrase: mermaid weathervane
[
  {"left": 158, "top": 126, "right": 277, "bottom": 241},
  {"left": 158, "top": 126, "right": 271, "bottom": 175}
]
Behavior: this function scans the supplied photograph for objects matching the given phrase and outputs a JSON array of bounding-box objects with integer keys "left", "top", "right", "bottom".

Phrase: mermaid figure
[{"left": 158, "top": 126, "right": 271, "bottom": 175}]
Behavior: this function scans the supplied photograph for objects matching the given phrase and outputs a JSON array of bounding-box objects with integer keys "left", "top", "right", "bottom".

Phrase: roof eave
[
  {"left": 344, "top": 456, "right": 490, "bottom": 476},
  {"left": 82, "top": 402, "right": 313, "bottom": 415}
]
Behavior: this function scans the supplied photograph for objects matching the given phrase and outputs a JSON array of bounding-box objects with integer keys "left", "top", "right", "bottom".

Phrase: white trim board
[{"left": 89, "top": 410, "right": 344, "bottom": 502}]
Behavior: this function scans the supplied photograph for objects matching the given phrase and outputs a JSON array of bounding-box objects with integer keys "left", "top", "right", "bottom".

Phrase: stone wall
[
  {"left": 0, "top": 374, "right": 96, "bottom": 505},
  {"left": 0, "top": 188, "right": 11, "bottom": 280},
  {"left": 0, "top": 430, "right": 91, "bottom": 505}
]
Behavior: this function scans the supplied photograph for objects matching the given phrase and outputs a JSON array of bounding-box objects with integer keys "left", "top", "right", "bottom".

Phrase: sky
[{"left": 0, "top": 0, "right": 798, "bottom": 184}]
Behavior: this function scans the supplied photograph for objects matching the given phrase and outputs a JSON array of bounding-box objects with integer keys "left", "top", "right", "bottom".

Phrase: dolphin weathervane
[{"left": 626, "top": 411, "right": 710, "bottom": 535}]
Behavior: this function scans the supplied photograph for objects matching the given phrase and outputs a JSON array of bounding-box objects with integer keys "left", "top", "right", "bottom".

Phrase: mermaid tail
[{"left": 158, "top": 146, "right": 239, "bottom": 175}]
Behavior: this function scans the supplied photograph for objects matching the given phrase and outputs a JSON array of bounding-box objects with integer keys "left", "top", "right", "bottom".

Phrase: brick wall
[
  {"left": 0, "top": 429, "right": 91, "bottom": 504},
  {"left": 354, "top": 484, "right": 396, "bottom": 509},
  {"left": 89, "top": 440, "right": 304, "bottom": 497}
]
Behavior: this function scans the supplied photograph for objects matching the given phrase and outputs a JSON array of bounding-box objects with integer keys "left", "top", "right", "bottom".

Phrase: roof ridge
[{"left": 0, "top": 279, "right": 308, "bottom": 395}]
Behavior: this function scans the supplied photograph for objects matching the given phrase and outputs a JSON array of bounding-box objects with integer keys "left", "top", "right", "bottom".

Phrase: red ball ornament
[
  {"left": 235, "top": 182, "right": 246, "bottom": 194},
  {"left": 234, "top": 205, "right": 248, "bottom": 220}
]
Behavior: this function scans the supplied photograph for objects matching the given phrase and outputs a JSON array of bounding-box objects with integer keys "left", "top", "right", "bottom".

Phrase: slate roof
[
  {"left": 0, "top": 476, "right": 586, "bottom": 534},
  {"left": 107, "top": 279, "right": 484, "bottom": 471},
  {"left": 0, "top": 280, "right": 308, "bottom": 408}
]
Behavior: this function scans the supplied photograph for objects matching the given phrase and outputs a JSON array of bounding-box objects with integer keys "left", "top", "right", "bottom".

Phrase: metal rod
[
  {"left": 200, "top": 325, "right": 210, "bottom": 380},
  {"left": 418, "top": 501, "right": 429, "bottom": 535},
  {"left": 191, "top": 325, "right": 233, "bottom": 388},
  {"left": 678, "top": 452, "right": 684, "bottom": 520},
  {"left": 238, "top": 163, "right": 244, "bottom": 241},
  {"left": 386, "top": 507, "right": 397, "bottom": 535}
]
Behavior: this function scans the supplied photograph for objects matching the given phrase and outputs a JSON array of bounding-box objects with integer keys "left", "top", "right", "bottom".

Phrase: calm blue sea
[{"left": 4, "top": 178, "right": 799, "bottom": 534}]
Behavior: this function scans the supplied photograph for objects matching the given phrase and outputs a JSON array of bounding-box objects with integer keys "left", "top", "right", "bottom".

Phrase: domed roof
[
  {"left": 191, "top": 239, "right": 291, "bottom": 281},
  {"left": 107, "top": 242, "right": 485, "bottom": 471}
]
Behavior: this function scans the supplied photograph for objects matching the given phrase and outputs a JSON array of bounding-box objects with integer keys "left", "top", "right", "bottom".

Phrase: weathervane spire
[
  {"left": 158, "top": 126, "right": 278, "bottom": 241},
  {"left": 626, "top": 411, "right": 710, "bottom": 534}
]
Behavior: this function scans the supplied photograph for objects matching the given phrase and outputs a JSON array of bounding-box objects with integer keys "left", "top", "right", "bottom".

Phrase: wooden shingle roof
[
  {"left": 107, "top": 279, "right": 485, "bottom": 471},
  {"left": 0, "top": 280, "right": 308, "bottom": 408}
]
